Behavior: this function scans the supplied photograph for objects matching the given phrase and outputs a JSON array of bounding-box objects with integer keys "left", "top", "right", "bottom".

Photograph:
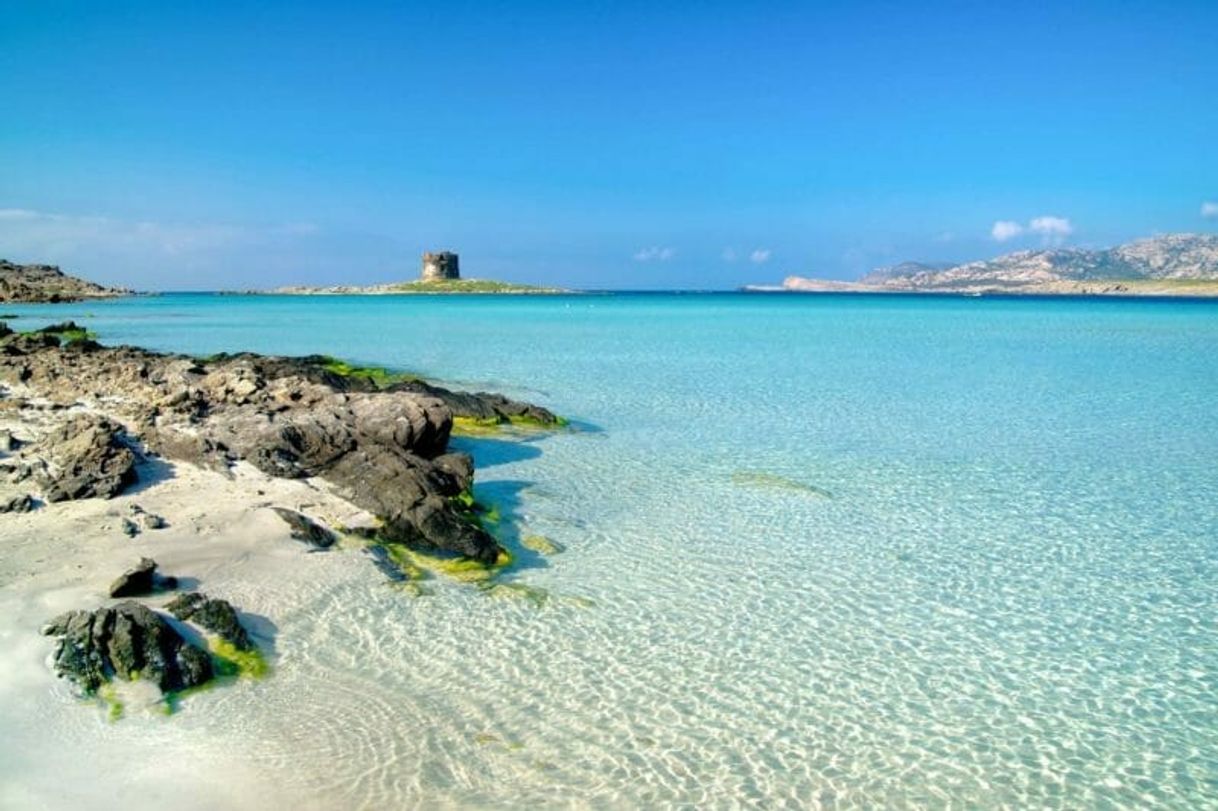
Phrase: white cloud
[
  {"left": 633, "top": 246, "right": 675, "bottom": 262},
  {"left": 1028, "top": 216, "right": 1073, "bottom": 240},
  {"left": 721, "top": 248, "right": 737, "bottom": 262},
  {"left": 991, "top": 220, "right": 1024, "bottom": 241},
  {"left": 1202, "top": 201, "right": 1218, "bottom": 219},
  {"left": 749, "top": 248, "right": 772, "bottom": 264},
  {"left": 991, "top": 215, "right": 1074, "bottom": 245}
]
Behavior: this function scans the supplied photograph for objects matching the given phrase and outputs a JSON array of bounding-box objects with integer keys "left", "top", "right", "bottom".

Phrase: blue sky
[{"left": 2, "top": 1, "right": 1217, "bottom": 290}]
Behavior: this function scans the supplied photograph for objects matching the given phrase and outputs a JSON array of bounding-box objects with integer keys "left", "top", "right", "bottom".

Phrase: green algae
[
  {"left": 98, "top": 684, "right": 125, "bottom": 722},
  {"left": 521, "top": 534, "right": 564, "bottom": 555},
  {"left": 22, "top": 325, "right": 97, "bottom": 344},
  {"left": 448, "top": 487, "right": 501, "bottom": 530},
  {"left": 316, "top": 355, "right": 418, "bottom": 387},
  {"left": 450, "top": 414, "right": 569, "bottom": 437},
  {"left": 209, "top": 639, "right": 270, "bottom": 680},
  {"left": 382, "top": 544, "right": 512, "bottom": 584},
  {"left": 730, "top": 470, "right": 834, "bottom": 499}
]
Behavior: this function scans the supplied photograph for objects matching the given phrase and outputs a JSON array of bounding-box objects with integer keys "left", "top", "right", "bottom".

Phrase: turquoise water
[{"left": 6, "top": 293, "right": 1218, "bottom": 807}]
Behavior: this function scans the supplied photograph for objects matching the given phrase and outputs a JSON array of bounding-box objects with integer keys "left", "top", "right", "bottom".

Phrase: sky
[{"left": 2, "top": 1, "right": 1217, "bottom": 291}]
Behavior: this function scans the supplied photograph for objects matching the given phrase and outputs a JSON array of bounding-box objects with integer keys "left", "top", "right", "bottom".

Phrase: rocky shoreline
[{"left": 0, "top": 321, "right": 566, "bottom": 710}]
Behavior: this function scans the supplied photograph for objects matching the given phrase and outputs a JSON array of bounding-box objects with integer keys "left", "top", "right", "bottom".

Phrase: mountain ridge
[{"left": 777, "top": 234, "right": 1218, "bottom": 296}]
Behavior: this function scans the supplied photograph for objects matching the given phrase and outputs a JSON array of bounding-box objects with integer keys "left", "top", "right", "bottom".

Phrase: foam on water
[{"left": 2, "top": 293, "right": 1216, "bottom": 807}]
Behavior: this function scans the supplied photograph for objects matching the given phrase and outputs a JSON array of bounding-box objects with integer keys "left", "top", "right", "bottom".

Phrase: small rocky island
[
  {"left": 0, "top": 259, "right": 131, "bottom": 303},
  {"left": 0, "top": 320, "right": 565, "bottom": 712},
  {"left": 271, "top": 250, "right": 567, "bottom": 295}
]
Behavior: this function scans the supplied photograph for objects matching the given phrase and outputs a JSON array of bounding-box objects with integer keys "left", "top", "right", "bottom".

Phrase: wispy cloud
[
  {"left": 633, "top": 246, "right": 675, "bottom": 262},
  {"left": 991, "top": 220, "right": 1024, "bottom": 241},
  {"left": 0, "top": 207, "right": 317, "bottom": 259},
  {"left": 991, "top": 215, "right": 1074, "bottom": 245},
  {"left": 1202, "top": 201, "right": 1218, "bottom": 219},
  {"left": 749, "top": 248, "right": 772, "bottom": 264},
  {"left": 721, "top": 248, "right": 737, "bottom": 263}
]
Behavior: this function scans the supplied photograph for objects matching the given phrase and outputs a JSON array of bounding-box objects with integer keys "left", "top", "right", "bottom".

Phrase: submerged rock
[
  {"left": 33, "top": 414, "right": 136, "bottom": 502},
  {"left": 521, "top": 534, "right": 564, "bottom": 555},
  {"left": 165, "top": 592, "right": 252, "bottom": 651},
  {"left": 42, "top": 601, "right": 213, "bottom": 694},
  {"left": 270, "top": 507, "right": 337, "bottom": 549},
  {"left": 109, "top": 557, "right": 177, "bottom": 598}
]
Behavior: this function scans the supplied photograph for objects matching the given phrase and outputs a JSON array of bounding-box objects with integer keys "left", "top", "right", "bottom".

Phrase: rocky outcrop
[
  {"left": 165, "top": 592, "right": 252, "bottom": 651},
  {"left": 204, "top": 352, "right": 563, "bottom": 425},
  {"left": 30, "top": 414, "right": 137, "bottom": 502},
  {"left": 41, "top": 601, "right": 213, "bottom": 693},
  {"left": 0, "top": 333, "right": 550, "bottom": 562},
  {"left": 0, "top": 260, "right": 129, "bottom": 303}
]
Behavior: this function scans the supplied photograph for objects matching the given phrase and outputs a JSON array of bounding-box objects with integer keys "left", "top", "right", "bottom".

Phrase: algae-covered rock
[{"left": 42, "top": 601, "right": 213, "bottom": 694}]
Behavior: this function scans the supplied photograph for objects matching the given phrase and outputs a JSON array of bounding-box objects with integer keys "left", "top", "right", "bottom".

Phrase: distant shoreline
[{"left": 744, "top": 278, "right": 1218, "bottom": 299}]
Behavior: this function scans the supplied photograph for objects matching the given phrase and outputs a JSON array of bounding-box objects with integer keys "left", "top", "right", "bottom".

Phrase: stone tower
[{"left": 421, "top": 251, "right": 460, "bottom": 281}]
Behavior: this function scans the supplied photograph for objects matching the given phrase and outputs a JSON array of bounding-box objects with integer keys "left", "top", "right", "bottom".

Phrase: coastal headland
[{"left": 0, "top": 260, "right": 130, "bottom": 303}]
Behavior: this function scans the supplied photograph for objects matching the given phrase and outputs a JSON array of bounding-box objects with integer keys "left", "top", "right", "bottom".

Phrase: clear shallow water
[{"left": 4, "top": 293, "right": 1218, "bottom": 807}]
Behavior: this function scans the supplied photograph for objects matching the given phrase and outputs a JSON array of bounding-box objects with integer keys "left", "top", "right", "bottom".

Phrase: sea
[{"left": 1, "top": 291, "right": 1216, "bottom": 808}]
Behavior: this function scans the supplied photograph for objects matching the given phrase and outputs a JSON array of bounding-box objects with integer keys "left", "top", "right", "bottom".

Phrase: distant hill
[
  {"left": 777, "top": 234, "right": 1218, "bottom": 296},
  {"left": 0, "top": 259, "right": 130, "bottom": 303}
]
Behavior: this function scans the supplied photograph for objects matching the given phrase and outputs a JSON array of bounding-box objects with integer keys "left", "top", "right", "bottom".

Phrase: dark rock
[
  {"left": 0, "top": 428, "right": 17, "bottom": 452},
  {"left": 270, "top": 507, "right": 337, "bottom": 549},
  {"left": 36, "top": 321, "right": 83, "bottom": 335},
  {"left": 42, "top": 601, "right": 213, "bottom": 693},
  {"left": 0, "top": 321, "right": 10, "bottom": 339},
  {"left": 109, "top": 557, "right": 177, "bottom": 597},
  {"left": 121, "top": 517, "right": 140, "bottom": 537},
  {"left": 34, "top": 414, "right": 136, "bottom": 502},
  {"left": 0, "top": 493, "right": 34, "bottom": 513},
  {"left": 165, "top": 592, "right": 252, "bottom": 651}
]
